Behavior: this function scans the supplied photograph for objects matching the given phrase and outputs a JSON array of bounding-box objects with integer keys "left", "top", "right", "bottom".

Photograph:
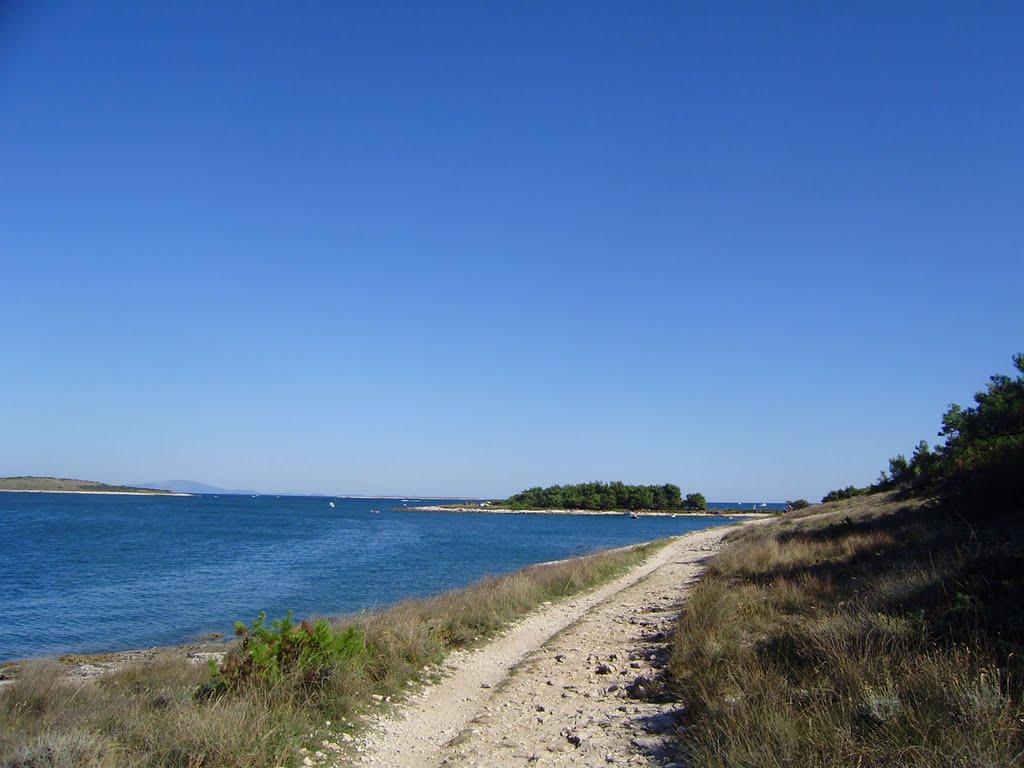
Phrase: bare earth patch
[{"left": 351, "top": 521, "right": 765, "bottom": 767}]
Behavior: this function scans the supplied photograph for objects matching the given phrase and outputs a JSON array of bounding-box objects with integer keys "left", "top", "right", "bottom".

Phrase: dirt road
[{"left": 350, "top": 522, "right": 755, "bottom": 767}]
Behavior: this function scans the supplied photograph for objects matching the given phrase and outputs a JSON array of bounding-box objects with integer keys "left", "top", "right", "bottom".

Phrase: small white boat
[
  {"left": 329, "top": 501, "right": 335, "bottom": 508},
  {"left": 370, "top": 509, "right": 380, "bottom": 514}
]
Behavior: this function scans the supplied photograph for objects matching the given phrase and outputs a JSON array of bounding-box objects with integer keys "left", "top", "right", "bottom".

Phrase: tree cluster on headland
[
  {"left": 822, "top": 353, "right": 1024, "bottom": 509},
  {"left": 504, "top": 481, "right": 707, "bottom": 511}
]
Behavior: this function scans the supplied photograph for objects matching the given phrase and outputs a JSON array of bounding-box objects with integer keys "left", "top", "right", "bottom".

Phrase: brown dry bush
[
  {"left": 0, "top": 662, "right": 69, "bottom": 725},
  {"left": 1, "top": 730, "right": 117, "bottom": 768}
]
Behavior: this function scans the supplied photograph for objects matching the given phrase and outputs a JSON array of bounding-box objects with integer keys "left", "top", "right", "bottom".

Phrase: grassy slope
[
  {"left": 0, "top": 476, "right": 173, "bottom": 494},
  {"left": 0, "top": 540, "right": 665, "bottom": 768},
  {"left": 668, "top": 491, "right": 1024, "bottom": 767}
]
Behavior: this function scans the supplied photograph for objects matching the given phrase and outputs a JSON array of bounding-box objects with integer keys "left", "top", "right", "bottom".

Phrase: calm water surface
[{"left": 0, "top": 492, "right": 760, "bottom": 662}]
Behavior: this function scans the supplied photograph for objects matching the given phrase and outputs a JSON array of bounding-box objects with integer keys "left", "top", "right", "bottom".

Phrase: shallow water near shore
[{"left": 0, "top": 492, "right": 750, "bottom": 662}]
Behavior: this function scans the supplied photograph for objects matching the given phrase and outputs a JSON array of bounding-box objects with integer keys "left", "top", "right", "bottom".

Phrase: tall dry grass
[
  {"left": 668, "top": 492, "right": 1024, "bottom": 767},
  {"left": 0, "top": 540, "right": 663, "bottom": 768}
]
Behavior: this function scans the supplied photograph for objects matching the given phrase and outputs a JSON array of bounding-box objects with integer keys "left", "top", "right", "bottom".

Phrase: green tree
[
  {"left": 888, "top": 454, "right": 909, "bottom": 484},
  {"left": 626, "top": 485, "right": 654, "bottom": 509},
  {"left": 660, "top": 483, "right": 683, "bottom": 508},
  {"left": 822, "top": 486, "right": 865, "bottom": 503},
  {"left": 683, "top": 492, "right": 707, "bottom": 511},
  {"left": 933, "top": 353, "right": 1024, "bottom": 506},
  {"left": 908, "top": 440, "right": 936, "bottom": 485}
]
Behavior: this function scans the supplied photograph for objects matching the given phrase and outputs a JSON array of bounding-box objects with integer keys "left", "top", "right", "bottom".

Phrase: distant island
[
  {"left": 0, "top": 476, "right": 180, "bottom": 495},
  {"left": 498, "top": 482, "right": 707, "bottom": 512}
]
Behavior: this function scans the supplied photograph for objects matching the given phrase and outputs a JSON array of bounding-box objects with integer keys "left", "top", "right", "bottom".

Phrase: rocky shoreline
[{"left": 0, "top": 638, "right": 230, "bottom": 688}]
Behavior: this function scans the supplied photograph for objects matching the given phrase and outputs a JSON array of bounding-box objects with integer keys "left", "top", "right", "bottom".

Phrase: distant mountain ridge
[{"left": 133, "top": 480, "right": 260, "bottom": 495}]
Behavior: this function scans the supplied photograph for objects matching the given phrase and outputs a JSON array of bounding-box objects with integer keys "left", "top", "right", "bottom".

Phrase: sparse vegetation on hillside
[
  {"left": 820, "top": 484, "right": 867, "bottom": 503},
  {"left": 668, "top": 356, "right": 1024, "bottom": 766},
  {"left": 669, "top": 493, "right": 1024, "bottom": 766},
  {"left": 876, "top": 353, "right": 1024, "bottom": 510}
]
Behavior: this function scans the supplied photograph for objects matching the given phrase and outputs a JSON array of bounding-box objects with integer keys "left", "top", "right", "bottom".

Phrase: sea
[{"left": 0, "top": 493, "right": 785, "bottom": 662}]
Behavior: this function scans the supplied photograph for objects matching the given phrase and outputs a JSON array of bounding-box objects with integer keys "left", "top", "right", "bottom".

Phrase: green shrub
[
  {"left": 216, "top": 612, "right": 369, "bottom": 690},
  {"left": 684, "top": 493, "right": 708, "bottom": 511},
  {"left": 821, "top": 485, "right": 866, "bottom": 503}
]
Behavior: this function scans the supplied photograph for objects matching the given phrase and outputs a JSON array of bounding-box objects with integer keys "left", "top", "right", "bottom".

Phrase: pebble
[
  {"left": 643, "top": 712, "right": 677, "bottom": 734},
  {"left": 630, "top": 735, "right": 662, "bottom": 751}
]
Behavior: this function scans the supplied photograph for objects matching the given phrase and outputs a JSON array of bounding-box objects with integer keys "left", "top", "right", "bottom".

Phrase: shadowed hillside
[{"left": 668, "top": 356, "right": 1024, "bottom": 767}]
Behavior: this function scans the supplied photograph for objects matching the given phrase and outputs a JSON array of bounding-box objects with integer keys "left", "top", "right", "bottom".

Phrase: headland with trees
[{"left": 501, "top": 481, "right": 708, "bottom": 511}]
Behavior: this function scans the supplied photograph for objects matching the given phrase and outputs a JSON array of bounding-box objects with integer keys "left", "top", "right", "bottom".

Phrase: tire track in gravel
[{"left": 350, "top": 520, "right": 766, "bottom": 767}]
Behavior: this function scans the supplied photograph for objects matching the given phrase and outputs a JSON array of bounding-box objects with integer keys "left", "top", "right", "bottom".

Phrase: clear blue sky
[{"left": 2, "top": 2, "right": 1021, "bottom": 501}]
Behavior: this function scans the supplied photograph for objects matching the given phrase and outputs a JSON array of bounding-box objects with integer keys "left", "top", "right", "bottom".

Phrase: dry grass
[
  {"left": 0, "top": 541, "right": 663, "bottom": 768},
  {"left": 668, "top": 492, "right": 1024, "bottom": 767},
  {"left": 0, "top": 652, "right": 302, "bottom": 768}
]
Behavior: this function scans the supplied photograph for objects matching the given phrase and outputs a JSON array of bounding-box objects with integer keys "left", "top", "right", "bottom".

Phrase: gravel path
[{"left": 344, "top": 522, "right": 759, "bottom": 767}]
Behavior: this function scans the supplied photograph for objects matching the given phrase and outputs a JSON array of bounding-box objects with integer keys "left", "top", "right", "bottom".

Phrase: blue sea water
[{"left": 0, "top": 493, "right": 776, "bottom": 662}]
